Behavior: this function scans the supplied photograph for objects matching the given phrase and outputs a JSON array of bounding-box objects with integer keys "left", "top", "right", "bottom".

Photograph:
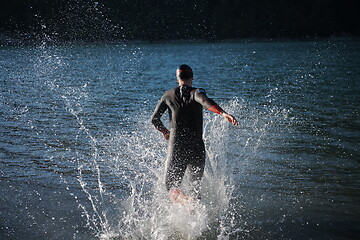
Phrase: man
[{"left": 151, "top": 64, "right": 238, "bottom": 201}]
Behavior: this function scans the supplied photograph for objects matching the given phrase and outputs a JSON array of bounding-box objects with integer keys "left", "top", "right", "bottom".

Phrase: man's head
[{"left": 176, "top": 64, "right": 193, "bottom": 81}]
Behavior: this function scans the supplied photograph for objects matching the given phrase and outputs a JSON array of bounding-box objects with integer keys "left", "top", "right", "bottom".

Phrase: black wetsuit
[{"left": 151, "top": 85, "right": 218, "bottom": 192}]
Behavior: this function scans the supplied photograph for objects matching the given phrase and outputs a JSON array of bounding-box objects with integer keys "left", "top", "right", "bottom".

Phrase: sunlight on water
[{"left": 1, "top": 41, "right": 359, "bottom": 239}]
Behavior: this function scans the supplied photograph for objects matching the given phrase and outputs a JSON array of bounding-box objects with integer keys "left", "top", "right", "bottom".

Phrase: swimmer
[{"left": 151, "top": 64, "right": 238, "bottom": 200}]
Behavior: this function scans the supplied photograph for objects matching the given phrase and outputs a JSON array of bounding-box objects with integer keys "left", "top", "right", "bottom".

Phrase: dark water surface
[{"left": 1, "top": 41, "right": 359, "bottom": 239}]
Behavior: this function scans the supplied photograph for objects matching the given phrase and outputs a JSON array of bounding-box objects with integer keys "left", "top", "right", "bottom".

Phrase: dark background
[{"left": 0, "top": 0, "right": 359, "bottom": 43}]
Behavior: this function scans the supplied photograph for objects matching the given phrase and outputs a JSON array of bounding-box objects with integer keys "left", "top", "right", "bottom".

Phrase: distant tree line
[{"left": 0, "top": 0, "right": 359, "bottom": 43}]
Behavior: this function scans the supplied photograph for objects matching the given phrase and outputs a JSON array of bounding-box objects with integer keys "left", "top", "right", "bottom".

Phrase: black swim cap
[{"left": 176, "top": 64, "right": 193, "bottom": 80}]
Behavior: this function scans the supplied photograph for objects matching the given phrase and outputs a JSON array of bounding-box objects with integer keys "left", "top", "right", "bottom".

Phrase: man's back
[{"left": 152, "top": 85, "right": 217, "bottom": 140}]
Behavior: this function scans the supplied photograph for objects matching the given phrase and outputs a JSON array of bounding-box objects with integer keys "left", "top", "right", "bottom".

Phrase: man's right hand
[{"left": 163, "top": 132, "right": 170, "bottom": 140}]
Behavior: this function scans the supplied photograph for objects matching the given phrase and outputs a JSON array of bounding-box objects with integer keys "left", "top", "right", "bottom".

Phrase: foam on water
[
  {"left": 65, "top": 94, "right": 292, "bottom": 239},
  {"left": 59, "top": 96, "right": 249, "bottom": 239},
  {"left": 100, "top": 111, "right": 237, "bottom": 239}
]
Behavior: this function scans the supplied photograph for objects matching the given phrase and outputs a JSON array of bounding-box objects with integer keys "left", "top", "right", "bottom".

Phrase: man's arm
[
  {"left": 151, "top": 98, "right": 170, "bottom": 140},
  {"left": 194, "top": 89, "right": 239, "bottom": 126}
]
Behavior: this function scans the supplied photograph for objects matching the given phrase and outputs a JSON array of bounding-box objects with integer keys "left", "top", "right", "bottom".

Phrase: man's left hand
[{"left": 222, "top": 112, "right": 239, "bottom": 126}]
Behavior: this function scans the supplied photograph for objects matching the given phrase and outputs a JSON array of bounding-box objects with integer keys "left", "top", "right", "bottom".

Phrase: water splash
[
  {"left": 69, "top": 96, "right": 281, "bottom": 239},
  {"left": 26, "top": 44, "right": 297, "bottom": 239},
  {"left": 53, "top": 88, "right": 297, "bottom": 239},
  {"left": 31, "top": 48, "right": 294, "bottom": 238}
]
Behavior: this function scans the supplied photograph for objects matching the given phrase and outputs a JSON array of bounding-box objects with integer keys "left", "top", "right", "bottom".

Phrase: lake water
[{"left": 1, "top": 40, "right": 359, "bottom": 239}]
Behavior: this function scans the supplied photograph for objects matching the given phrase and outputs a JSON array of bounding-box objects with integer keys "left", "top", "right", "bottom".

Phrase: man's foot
[{"left": 169, "top": 188, "right": 193, "bottom": 204}]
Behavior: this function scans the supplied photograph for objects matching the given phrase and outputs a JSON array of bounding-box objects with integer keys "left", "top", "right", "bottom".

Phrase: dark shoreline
[{"left": 1, "top": 32, "right": 359, "bottom": 47}]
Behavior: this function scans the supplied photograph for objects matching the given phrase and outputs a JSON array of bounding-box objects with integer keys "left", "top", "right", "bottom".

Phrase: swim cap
[{"left": 176, "top": 64, "right": 193, "bottom": 80}]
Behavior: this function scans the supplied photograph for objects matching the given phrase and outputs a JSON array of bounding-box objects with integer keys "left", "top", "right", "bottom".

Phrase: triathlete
[{"left": 151, "top": 64, "right": 238, "bottom": 201}]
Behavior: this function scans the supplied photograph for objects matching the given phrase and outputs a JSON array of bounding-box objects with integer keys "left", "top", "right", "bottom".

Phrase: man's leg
[
  {"left": 188, "top": 148, "right": 205, "bottom": 198},
  {"left": 165, "top": 156, "right": 187, "bottom": 191},
  {"left": 165, "top": 166, "right": 187, "bottom": 191}
]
